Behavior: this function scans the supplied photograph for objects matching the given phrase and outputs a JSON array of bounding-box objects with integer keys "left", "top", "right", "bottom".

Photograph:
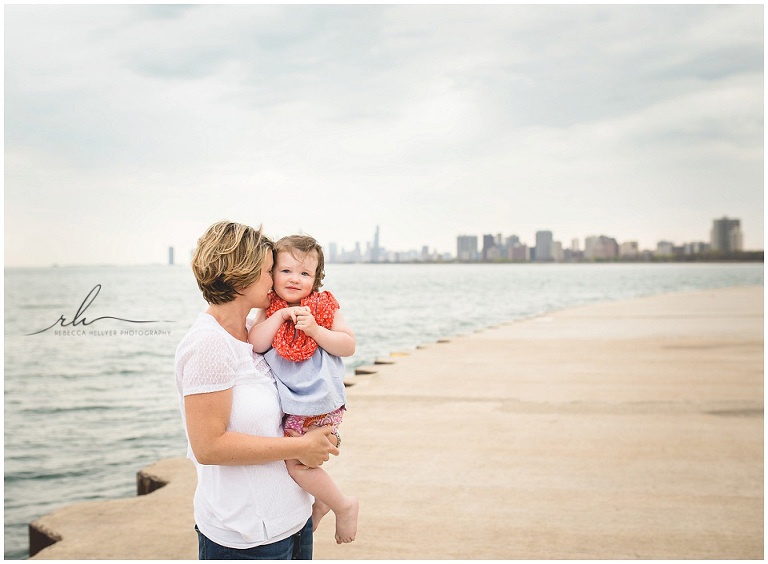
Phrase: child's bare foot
[
  {"left": 335, "top": 496, "right": 359, "bottom": 544},
  {"left": 311, "top": 500, "right": 331, "bottom": 532}
]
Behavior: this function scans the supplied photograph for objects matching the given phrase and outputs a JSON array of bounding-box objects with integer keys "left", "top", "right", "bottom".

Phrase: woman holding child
[{"left": 175, "top": 221, "right": 349, "bottom": 559}]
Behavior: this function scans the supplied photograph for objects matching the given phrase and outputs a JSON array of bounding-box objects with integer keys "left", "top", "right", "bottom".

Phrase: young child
[{"left": 249, "top": 234, "right": 359, "bottom": 545}]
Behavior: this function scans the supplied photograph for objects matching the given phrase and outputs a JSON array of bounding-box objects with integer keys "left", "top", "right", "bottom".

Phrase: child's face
[{"left": 272, "top": 250, "right": 318, "bottom": 305}]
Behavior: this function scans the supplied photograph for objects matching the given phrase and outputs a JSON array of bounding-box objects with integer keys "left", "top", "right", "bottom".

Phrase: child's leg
[
  {"left": 309, "top": 499, "right": 331, "bottom": 533},
  {"left": 286, "top": 460, "right": 358, "bottom": 544},
  {"left": 284, "top": 460, "right": 332, "bottom": 532}
]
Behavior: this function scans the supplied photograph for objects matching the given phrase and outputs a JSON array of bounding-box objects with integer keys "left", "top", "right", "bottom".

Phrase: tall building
[
  {"left": 619, "top": 241, "right": 639, "bottom": 257},
  {"left": 456, "top": 235, "right": 478, "bottom": 261},
  {"left": 510, "top": 244, "right": 529, "bottom": 261},
  {"left": 584, "top": 236, "right": 596, "bottom": 259},
  {"left": 353, "top": 242, "right": 362, "bottom": 262},
  {"left": 655, "top": 241, "right": 674, "bottom": 256},
  {"left": 501, "top": 235, "right": 517, "bottom": 259},
  {"left": 683, "top": 242, "right": 709, "bottom": 255},
  {"left": 571, "top": 238, "right": 580, "bottom": 252},
  {"left": 552, "top": 241, "right": 563, "bottom": 262},
  {"left": 371, "top": 226, "right": 381, "bottom": 262},
  {"left": 482, "top": 234, "right": 496, "bottom": 261},
  {"left": 710, "top": 217, "right": 743, "bottom": 252},
  {"left": 168, "top": 246, "right": 174, "bottom": 266},
  {"left": 535, "top": 231, "right": 553, "bottom": 262},
  {"left": 585, "top": 235, "right": 619, "bottom": 260}
]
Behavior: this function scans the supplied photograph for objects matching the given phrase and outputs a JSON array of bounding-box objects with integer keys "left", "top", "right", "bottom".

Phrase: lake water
[{"left": 4, "top": 262, "right": 763, "bottom": 558}]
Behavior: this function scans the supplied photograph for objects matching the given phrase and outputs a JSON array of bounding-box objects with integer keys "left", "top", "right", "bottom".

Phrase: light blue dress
[{"left": 264, "top": 347, "right": 347, "bottom": 416}]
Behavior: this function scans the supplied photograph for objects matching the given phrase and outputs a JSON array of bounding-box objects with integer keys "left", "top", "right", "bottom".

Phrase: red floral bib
[{"left": 266, "top": 290, "right": 340, "bottom": 361}]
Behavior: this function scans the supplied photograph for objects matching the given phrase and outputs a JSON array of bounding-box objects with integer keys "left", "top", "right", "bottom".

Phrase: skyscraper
[
  {"left": 710, "top": 217, "right": 743, "bottom": 252},
  {"left": 620, "top": 241, "right": 639, "bottom": 257},
  {"left": 655, "top": 241, "right": 675, "bottom": 256},
  {"left": 482, "top": 234, "right": 496, "bottom": 261},
  {"left": 372, "top": 226, "right": 381, "bottom": 263},
  {"left": 585, "top": 235, "right": 619, "bottom": 260},
  {"left": 168, "top": 246, "right": 174, "bottom": 266},
  {"left": 535, "top": 231, "right": 553, "bottom": 262},
  {"left": 505, "top": 235, "right": 520, "bottom": 260},
  {"left": 456, "top": 235, "right": 478, "bottom": 261}
]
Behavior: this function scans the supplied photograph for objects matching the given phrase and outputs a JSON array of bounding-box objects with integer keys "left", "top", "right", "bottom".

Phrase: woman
[{"left": 175, "top": 221, "right": 339, "bottom": 559}]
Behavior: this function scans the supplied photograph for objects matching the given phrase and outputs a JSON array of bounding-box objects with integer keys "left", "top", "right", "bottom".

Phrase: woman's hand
[
  {"left": 290, "top": 425, "right": 339, "bottom": 469},
  {"left": 286, "top": 426, "right": 339, "bottom": 447}
]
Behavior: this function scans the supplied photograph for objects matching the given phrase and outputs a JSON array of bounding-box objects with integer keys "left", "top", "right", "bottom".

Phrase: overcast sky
[{"left": 5, "top": 4, "right": 764, "bottom": 266}]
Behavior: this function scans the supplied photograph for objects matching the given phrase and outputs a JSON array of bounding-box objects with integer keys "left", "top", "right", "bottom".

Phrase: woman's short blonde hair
[
  {"left": 274, "top": 234, "right": 325, "bottom": 293},
  {"left": 192, "top": 221, "right": 274, "bottom": 305}
]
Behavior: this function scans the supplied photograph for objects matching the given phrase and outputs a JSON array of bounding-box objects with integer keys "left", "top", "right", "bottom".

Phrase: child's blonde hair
[{"left": 274, "top": 234, "right": 325, "bottom": 293}]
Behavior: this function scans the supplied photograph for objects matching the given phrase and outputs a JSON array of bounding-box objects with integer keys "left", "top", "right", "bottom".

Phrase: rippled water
[{"left": 4, "top": 262, "right": 763, "bottom": 558}]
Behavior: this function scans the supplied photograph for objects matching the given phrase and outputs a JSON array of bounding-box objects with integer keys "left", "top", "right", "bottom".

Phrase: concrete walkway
[
  {"left": 30, "top": 457, "right": 198, "bottom": 559},
  {"left": 30, "top": 286, "right": 764, "bottom": 559}
]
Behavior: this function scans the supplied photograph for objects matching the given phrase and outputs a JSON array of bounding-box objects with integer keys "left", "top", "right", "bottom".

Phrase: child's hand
[
  {"left": 295, "top": 307, "right": 319, "bottom": 337},
  {"left": 280, "top": 306, "right": 304, "bottom": 324}
]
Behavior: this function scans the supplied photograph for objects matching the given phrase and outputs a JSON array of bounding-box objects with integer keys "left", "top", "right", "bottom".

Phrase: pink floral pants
[{"left": 283, "top": 406, "right": 345, "bottom": 436}]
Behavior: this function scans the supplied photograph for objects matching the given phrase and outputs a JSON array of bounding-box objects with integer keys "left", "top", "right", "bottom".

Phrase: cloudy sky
[{"left": 5, "top": 4, "right": 764, "bottom": 266}]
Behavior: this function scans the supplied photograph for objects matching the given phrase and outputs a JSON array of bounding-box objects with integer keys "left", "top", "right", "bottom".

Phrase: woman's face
[{"left": 243, "top": 251, "right": 274, "bottom": 309}]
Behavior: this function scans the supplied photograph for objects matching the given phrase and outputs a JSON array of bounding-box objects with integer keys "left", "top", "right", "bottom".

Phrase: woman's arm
[
  {"left": 248, "top": 307, "right": 300, "bottom": 353},
  {"left": 296, "top": 310, "right": 355, "bottom": 357},
  {"left": 184, "top": 388, "right": 339, "bottom": 466}
]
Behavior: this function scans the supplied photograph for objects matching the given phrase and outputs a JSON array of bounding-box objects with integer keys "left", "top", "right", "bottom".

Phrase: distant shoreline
[
  {"left": 332, "top": 254, "right": 765, "bottom": 265},
  {"left": 5, "top": 253, "right": 765, "bottom": 269}
]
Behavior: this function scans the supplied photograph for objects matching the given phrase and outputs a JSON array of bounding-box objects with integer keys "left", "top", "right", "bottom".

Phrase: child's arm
[
  {"left": 248, "top": 307, "right": 302, "bottom": 353},
  {"left": 295, "top": 308, "right": 356, "bottom": 357}
]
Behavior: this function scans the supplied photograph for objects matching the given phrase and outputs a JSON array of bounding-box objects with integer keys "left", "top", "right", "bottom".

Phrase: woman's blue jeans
[{"left": 196, "top": 518, "right": 313, "bottom": 560}]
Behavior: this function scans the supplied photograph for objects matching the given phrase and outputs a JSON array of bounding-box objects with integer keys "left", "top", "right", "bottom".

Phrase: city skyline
[
  {"left": 326, "top": 215, "right": 755, "bottom": 264},
  {"left": 5, "top": 5, "right": 764, "bottom": 267},
  {"left": 19, "top": 214, "right": 761, "bottom": 268}
]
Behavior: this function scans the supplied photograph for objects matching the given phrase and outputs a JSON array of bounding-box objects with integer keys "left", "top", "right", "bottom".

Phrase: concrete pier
[
  {"left": 29, "top": 286, "right": 763, "bottom": 559},
  {"left": 30, "top": 458, "right": 198, "bottom": 559}
]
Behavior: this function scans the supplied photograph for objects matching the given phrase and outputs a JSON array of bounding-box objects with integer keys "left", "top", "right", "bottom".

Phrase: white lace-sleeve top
[{"left": 174, "top": 312, "right": 312, "bottom": 549}]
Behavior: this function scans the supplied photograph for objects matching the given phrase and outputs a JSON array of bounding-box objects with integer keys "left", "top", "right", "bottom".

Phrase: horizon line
[{"left": 5, "top": 253, "right": 765, "bottom": 270}]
